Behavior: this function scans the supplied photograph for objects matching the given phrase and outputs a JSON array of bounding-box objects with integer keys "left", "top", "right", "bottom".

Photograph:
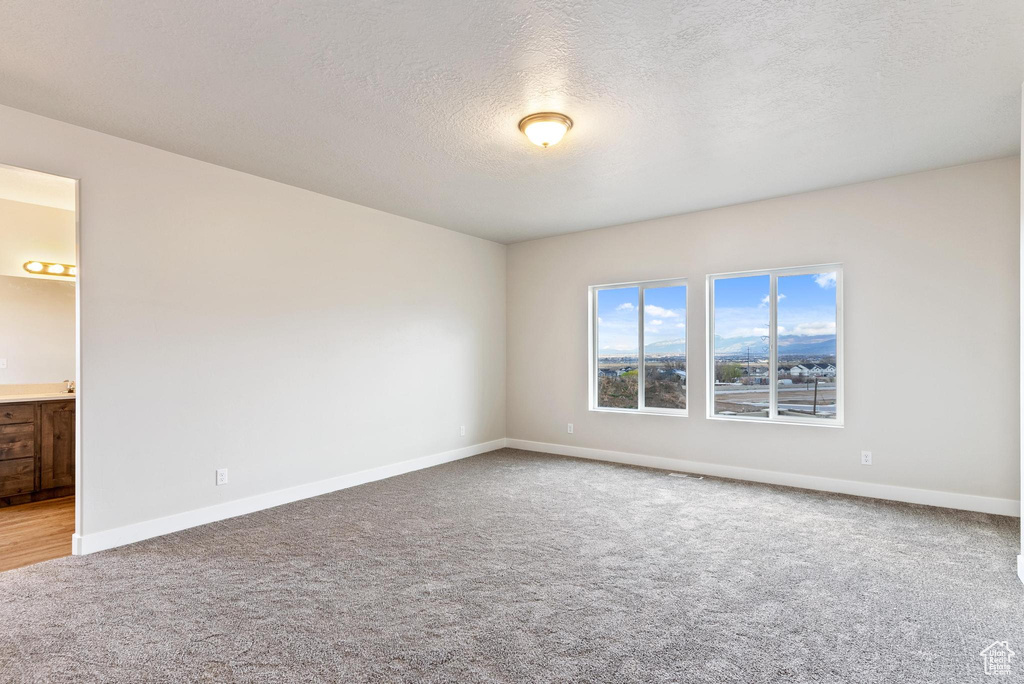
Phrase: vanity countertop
[{"left": 0, "top": 392, "right": 76, "bottom": 404}]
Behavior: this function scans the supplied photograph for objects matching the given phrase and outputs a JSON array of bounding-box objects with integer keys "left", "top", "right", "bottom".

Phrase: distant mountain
[
  {"left": 602, "top": 334, "right": 834, "bottom": 358},
  {"left": 714, "top": 334, "right": 835, "bottom": 356},
  {"left": 643, "top": 338, "right": 686, "bottom": 355},
  {"left": 776, "top": 335, "right": 836, "bottom": 356},
  {"left": 712, "top": 335, "right": 770, "bottom": 355}
]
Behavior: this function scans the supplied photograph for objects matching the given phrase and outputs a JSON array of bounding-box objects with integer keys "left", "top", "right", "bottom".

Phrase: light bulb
[
  {"left": 47, "top": 264, "right": 65, "bottom": 275},
  {"left": 25, "top": 261, "right": 44, "bottom": 272}
]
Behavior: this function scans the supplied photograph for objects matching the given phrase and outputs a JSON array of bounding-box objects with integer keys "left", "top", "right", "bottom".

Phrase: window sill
[
  {"left": 706, "top": 414, "right": 844, "bottom": 428},
  {"left": 589, "top": 407, "right": 688, "bottom": 417}
]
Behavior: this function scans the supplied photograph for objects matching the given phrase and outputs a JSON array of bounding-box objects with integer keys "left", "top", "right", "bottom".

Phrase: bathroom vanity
[{"left": 0, "top": 394, "right": 75, "bottom": 507}]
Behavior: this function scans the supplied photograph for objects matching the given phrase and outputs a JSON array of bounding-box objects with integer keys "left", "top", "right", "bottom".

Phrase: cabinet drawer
[
  {"left": 0, "top": 458, "right": 34, "bottom": 497},
  {"left": 0, "top": 403, "right": 35, "bottom": 425},
  {"left": 0, "top": 423, "right": 34, "bottom": 460}
]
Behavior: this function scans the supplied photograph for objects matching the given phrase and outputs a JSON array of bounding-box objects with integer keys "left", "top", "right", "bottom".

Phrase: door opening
[{"left": 0, "top": 163, "right": 79, "bottom": 572}]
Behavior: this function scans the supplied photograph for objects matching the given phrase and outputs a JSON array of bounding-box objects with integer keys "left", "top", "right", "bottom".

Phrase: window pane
[
  {"left": 643, "top": 284, "right": 686, "bottom": 410},
  {"left": 713, "top": 275, "right": 770, "bottom": 416},
  {"left": 596, "top": 286, "right": 639, "bottom": 409},
  {"left": 777, "top": 272, "right": 838, "bottom": 419}
]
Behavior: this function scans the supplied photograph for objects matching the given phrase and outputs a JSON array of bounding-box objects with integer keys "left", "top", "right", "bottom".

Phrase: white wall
[
  {"left": 0, "top": 197, "right": 76, "bottom": 279},
  {"left": 0, "top": 105, "right": 506, "bottom": 538},
  {"left": 0, "top": 275, "right": 75, "bottom": 384},
  {"left": 508, "top": 158, "right": 1021, "bottom": 505}
]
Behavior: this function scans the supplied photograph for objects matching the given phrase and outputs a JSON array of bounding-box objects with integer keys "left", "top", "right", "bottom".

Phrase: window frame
[
  {"left": 705, "top": 264, "right": 844, "bottom": 428},
  {"left": 589, "top": 277, "right": 689, "bottom": 417}
]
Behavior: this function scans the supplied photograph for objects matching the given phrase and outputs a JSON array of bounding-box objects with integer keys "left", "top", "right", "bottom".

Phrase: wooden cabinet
[
  {"left": 41, "top": 401, "right": 75, "bottom": 490},
  {"left": 0, "top": 458, "right": 34, "bottom": 497},
  {"left": 0, "top": 404, "right": 36, "bottom": 425},
  {"left": 0, "top": 423, "right": 35, "bottom": 460},
  {"left": 0, "top": 399, "right": 75, "bottom": 507}
]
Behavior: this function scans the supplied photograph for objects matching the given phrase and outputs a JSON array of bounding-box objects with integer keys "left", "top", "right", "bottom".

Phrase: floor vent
[{"left": 668, "top": 472, "right": 704, "bottom": 480}]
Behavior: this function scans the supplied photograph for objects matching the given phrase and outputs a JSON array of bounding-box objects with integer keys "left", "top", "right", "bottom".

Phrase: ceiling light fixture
[
  {"left": 24, "top": 261, "right": 76, "bottom": 278},
  {"left": 518, "top": 112, "right": 573, "bottom": 148}
]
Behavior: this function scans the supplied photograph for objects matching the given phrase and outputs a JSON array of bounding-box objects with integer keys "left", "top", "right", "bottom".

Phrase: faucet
[{"left": 65, "top": 380, "right": 75, "bottom": 394}]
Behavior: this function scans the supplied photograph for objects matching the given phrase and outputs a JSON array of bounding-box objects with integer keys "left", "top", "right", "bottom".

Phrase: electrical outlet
[
  {"left": 460, "top": 425, "right": 466, "bottom": 436},
  {"left": 861, "top": 451, "right": 872, "bottom": 466},
  {"left": 216, "top": 468, "right": 229, "bottom": 485},
  {"left": 0, "top": 358, "right": 6, "bottom": 369},
  {"left": 567, "top": 423, "right": 573, "bottom": 434}
]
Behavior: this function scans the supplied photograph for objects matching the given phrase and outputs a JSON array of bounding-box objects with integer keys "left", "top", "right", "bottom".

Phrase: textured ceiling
[{"left": 1, "top": 1, "right": 1022, "bottom": 243}]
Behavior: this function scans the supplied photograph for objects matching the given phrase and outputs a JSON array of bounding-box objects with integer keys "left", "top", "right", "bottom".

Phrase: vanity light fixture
[
  {"left": 518, "top": 112, "right": 573, "bottom": 148},
  {"left": 24, "top": 261, "right": 76, "bottom": 278}
]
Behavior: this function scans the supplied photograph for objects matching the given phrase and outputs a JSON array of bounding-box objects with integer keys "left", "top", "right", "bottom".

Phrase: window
[
  {"left": 707, "top": 265, "right": 842, "bottom": 425},
  {"left": 591, "top": 279, "right": 687, "bottom": 414}
]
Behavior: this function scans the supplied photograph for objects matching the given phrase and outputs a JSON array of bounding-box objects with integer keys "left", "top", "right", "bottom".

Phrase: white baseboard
[
  {"left": 73, "top": 438, "right": 507, "bottom": 556},
  {"left": 72, "top": 436, "right": 1019, "bottom": 557},
  {"left": 505, "top": 438, "right": 1021, "bottom": 517}
]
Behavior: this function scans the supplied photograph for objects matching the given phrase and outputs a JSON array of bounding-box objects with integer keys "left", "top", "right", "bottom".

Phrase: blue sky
[
  {"left": 598, "top": 274, "right": 834, "bottom": 357},
  {"left": 597, "top": 285, "right": 686, "bottom": 355},
  {"left": 778, "top": 272, "right": 838, "bottom": 336},
  {"left": 714, "top": 272, "right": 837, "bottom": 342}
]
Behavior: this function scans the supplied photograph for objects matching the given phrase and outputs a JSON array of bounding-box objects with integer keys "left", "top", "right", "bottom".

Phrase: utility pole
[{"left": 813, "top": 376, "right": 819, "bottom": 416}]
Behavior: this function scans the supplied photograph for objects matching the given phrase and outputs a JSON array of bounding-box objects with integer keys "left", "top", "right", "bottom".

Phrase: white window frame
[
  {"left": 589, "top": 277, "right": 688, "bottom": 416},
  {"left": 706, "top": 264, "right": 844, "bottom": 427}
]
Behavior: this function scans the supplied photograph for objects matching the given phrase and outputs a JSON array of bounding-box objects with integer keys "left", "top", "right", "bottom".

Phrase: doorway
[{"left": 0, "top": 163, "right": 79, "bottom": 571}]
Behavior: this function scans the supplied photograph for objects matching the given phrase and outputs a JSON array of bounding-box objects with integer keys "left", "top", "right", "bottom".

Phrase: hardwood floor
[{"left": 0, "top": 495, "right": 74, "bottom": 572}]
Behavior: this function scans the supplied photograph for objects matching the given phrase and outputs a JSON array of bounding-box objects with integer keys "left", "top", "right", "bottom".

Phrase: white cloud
[
  {"left": 649, "top": 319, "right": 663, "bottom": 326},
  {"left": 790, "top": 321, "right": 836, "bottom": 336},
  {"left": 675, "top": 323, "right": 685, "bottom": 329},
  {"left": 616, "top": 302, "right": 635, "bottom": 312},
  {"left": 727, "top": 326, "right": 770, "bottom": 338},
  {"left": 759, "top": 293, "right": 786, "bottom": 307},
  {"left": 815, "top": 272, "right": 837, "bottom": 288},
  {"left": 600, "top": 344, "right": 638, "bottom": 353},
  {"left": 597, "top": 317, "right": 603, "bottom": 324},
  {"left": 713, "top": 305, "right": 770, "bottom": 339},
  {"left": 644, "top": 305, "right": 678, "bottom": 318}
]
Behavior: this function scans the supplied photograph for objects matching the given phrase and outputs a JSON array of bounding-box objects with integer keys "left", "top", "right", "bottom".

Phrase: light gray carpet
[{"left": 0, "top": 448, "right": 1021, "bottom": 683}]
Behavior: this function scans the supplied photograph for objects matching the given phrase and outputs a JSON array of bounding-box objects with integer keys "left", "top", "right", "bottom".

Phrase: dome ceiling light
[{"left": 518, "top": 112, "right": 573, "bottom": 148}]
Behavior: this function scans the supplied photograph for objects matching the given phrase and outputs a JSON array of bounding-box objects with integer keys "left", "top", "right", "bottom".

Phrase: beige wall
[
  {"left": 0, "top": 197, "right": 76, "bottom": 279},
  {"left": 0, "top": 101, "right": 1016, "bottom": 544},
  {"left": 508, "top": 158, "right": 1021, "bottom": 502},
  {"left": 0, "top": 275, "right": 75, "bottom": 384},
  {"left": 0, "top": 104, "right": 507, "bottom": 536}
]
